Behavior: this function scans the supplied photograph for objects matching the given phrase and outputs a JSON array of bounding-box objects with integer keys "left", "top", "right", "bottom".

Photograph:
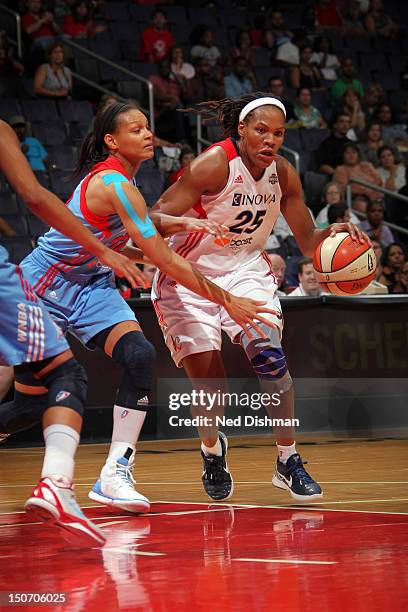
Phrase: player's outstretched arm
[
  {"left": 0, "top": 121, "right": 141, "bottom": 288},
  {"left": 107, "top": 177, "right": 279, "bottom": 338},
  {"left": 277, "top": 157, "right": 370, "bottom": 256}
]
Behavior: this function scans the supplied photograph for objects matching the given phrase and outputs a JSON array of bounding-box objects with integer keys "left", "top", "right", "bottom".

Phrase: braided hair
[
  {"left": 74, "top": 101, "right": 139, "bottom": 178},
  {"left": 185, "top": 91, "right": 284, "bottom": 138}
]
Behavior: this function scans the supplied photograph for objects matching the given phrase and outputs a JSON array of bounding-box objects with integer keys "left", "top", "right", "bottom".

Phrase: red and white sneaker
[{"left": 25, "top": 476, "right": 106, "bottom": 547}]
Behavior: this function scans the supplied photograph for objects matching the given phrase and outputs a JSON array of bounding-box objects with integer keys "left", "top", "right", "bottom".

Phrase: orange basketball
[{"left": 313, "top": 232, "right": 377, "bottom": 296}]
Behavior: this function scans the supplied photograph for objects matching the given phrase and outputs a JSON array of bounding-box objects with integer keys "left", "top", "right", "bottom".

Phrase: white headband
[{"left": 239, "top": 97, "right": 286, "bottom": 122}]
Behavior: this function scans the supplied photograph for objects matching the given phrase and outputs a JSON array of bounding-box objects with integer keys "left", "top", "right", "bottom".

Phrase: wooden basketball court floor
[{"left": 0, "top": 434, "right": 407, "bottom": 611}]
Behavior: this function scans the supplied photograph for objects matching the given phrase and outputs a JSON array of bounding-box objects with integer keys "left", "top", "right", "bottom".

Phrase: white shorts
[{"left": 151, "top": 253, "right": 283, "bottom": 367}]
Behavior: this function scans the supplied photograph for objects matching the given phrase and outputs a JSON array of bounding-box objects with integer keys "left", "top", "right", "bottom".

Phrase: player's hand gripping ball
[{"left": 313, "top": 232, "right": 377, "bottom": 295}]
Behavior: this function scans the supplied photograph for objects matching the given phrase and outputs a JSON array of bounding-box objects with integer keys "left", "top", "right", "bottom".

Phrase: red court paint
[{"left": 0, "top": 503, "right": 407, "bottom": 611}]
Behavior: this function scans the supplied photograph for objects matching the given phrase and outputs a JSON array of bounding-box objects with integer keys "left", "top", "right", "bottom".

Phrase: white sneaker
[
  {"left": 25, "top": 476, "right": 106, "bottom": 547},
  {"left": 88, "top": 448, "right": 150, "bottom": 513}
]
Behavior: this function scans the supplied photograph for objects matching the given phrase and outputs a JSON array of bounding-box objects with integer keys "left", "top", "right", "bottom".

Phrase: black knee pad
[
  {"left": 37, "top": 357, "right": 87, "bottom": 417},
  {"left": 111, "top": 331, "right": 156, "bottom": 410}
]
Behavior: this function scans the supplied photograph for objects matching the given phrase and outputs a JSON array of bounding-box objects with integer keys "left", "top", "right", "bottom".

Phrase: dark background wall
[{"left": 6, "top": 295, "right": 408, "bottom": 446}]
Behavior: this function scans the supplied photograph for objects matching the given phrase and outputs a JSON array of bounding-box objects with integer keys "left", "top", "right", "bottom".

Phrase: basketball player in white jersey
[{"left": 150, "top": 94, "right": 369, "bottom": 502}]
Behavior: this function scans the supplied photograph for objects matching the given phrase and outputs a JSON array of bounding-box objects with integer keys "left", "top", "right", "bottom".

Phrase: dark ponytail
[
  {"left": 182, "top": 92, "right": 284, "bottom": 138},
  {"left": 74, "top": 101, "right": 139, "bottom": 178}
]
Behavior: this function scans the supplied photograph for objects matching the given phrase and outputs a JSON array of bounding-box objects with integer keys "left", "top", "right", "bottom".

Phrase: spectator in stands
[
  {"left": 359, "top": 199, "right": 395, "bottom": 247},
  {"left": 336, "top": 88, "right": 366, "bottom": 135},
  {"left": 358, "top": 121, "right": 394, "bottom": 167},
  {"left": 288, "top": 258, "right": 323, "bottom": 297},
  {"left": 22, "top": 0, "right": 60, "bottom": 50},
  {"left": 316, "top": 181, "right": 360, "bottom": 226},
  {"left": 371, "top": 237, "right": 384, "bottom": 279},
  {"left": 327, "top": 202, "right": 351, "bottom": 224},
  {"left": 9, "top": 115, "right": 50, "bottom": 172},
  {"left": 331, "top": 57, "right": 364, "bottom": 104},
  {"left": 249, "top": 14, "right": 274, "bottom": 50},
  {"left": 34, "top": 42, "right": 72, "bottom": 99},
  {"left": 294, "top": 87, "right": 326, "bottom": 129},
  {"left": 224, "top": 57, "right": 254, "bottom": 100},
  {"left": 170, "top": 45, "right": 195, "bottom": 81},
  {"left": 149, "top": 58, "right": 187, "bottom": 143},
  {"left": 397, "top": 260, "right": 408, "bottom": 293},
  {"left": 269, "top": 10, "right": 294, "bottom": 52},
  {"left": 268, "top": 253, "right": 288, "bottom": 296},
  {"left": 266, "top": 76, "right": 295, "bottom": 121},
  {"left": 62, "top": 1, "right": 107, "bottom": 38},
  {"left": 311, "top": 35, "right": 340, "bottom": 83},
  {"left": 190, "top": 25, "right": 222, "bottom": 67},
  {"left": 378, "top": 241, "right": 407, "bottom": 292},
  {"left": 228, "top": 29, "right": 256, "bottom": 72},
  {"left": 185, "top": 58, "right": 224, "bottom": 104},
  {"left": 342, "top": 0, "right": 366, "bottom": 36},
  {"left": 352, "top": 192, "right": 371, "bottom": 214},
  {"left": 364, "top": 0, "right": 398, "bottom": 39},
  {"left": 168, "top": 145, "right": 195, "bottom": 186},
  {"left": 376, "top": 104, "right": 408, "bottom": 150},
  {"left": 140, "top": 8, "right": 175, "bottom": 64},
  {"left": 377, "top": 145, "right": 406, "bottom": 192},
  {"left": 298, "top": 6, "right": 325, "bottom": 46},
  {"left": 0, "top": 30, "right": 24, "bottom": 97},
  {"left": 290, "top": 44, "right": 323, "bottom": 90},
  {"left": 314, "top": 0, "right": 343, "bottom": 28},
  {"left": 315, "top": 113, "right": 352, "bottom": 175},
  {"left": 362, "top": 83, "right": 385, "bottom": 124},
  {"left": 333, "top": 143, "right": 382, "bottom": 199}
]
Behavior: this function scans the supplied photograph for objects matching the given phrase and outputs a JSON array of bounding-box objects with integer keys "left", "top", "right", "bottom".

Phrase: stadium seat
[
  {"left": 89, "top": 39, "right": 121, "bottom": 61},
  {"left": 1, "top": 213, "right": 28, "bottom": 235},
  {"left": 117, "top": 80, "right": 147, "bottom": 106},
  {"left": 302, "top": 171, "right": 329, "bottom": 212},
  {"left": 110, "top": 22, "right": 139, "bottom": 42},
  {"left": 58, "top": 100, "right": 94, "bottom": 124},
  {"left": 69, "top": 121, "right": 91, "bottom": 146},
  {"left": 0, "top": 99, "right": 22, "bottom": 121},
  {"left": 300, "top": 128, "right": 330, "bottom": 152},
  {"left": 21, "top": 100, "right": 59, "bottom": 122},
  {"left": 0, "top": 190, "right": 18, "bottom": 214},
  {"left": 31, "top": 120, "right": 68, "bottom": 146},
  {"left": 49, "top": 170, "right": 77, "bottom": 201},
  {"left": 136, "top": 160, "right": 165, "bottom": 207},
  {"left": 47, "top": 145, "right": 78, "bottom": 170},
  {"left": 0, "top": 236, "right": 32, "bottom": 263},
  {"left": 26, "top": 214, "right": 50, "bottom": 240},
  {"left": 104, "top": 2, "right": 130, "bottom": 21},
  {"left": 99, "top": 61, "right": 130, "bottom": 83}
]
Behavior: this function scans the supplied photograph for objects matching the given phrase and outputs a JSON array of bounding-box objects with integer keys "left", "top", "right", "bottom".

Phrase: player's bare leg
[{"left": 0, "top": 366, "right": 13, "bottom": 402}]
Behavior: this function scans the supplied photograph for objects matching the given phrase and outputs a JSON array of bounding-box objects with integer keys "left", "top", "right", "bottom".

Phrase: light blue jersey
[{"left": 20, "top": 156, "right": 140, "bottom": 346}]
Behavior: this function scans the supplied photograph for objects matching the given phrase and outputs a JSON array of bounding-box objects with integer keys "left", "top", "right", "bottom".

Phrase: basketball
[{"left": 313, "top": 232, "right": 377, "bottom": 296}]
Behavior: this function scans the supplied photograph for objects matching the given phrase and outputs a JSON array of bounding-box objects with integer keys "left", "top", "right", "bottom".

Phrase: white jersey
[{"left": 167, "top": 138, "right": 282, "bottom": 276}]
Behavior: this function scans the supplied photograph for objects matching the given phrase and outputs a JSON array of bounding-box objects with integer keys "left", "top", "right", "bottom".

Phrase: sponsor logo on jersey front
[
  {"left": 233, "top": 175, "right": 243, "bottom": 184},
  {"left": 268, "top": 173, "right": 278, "bottom": 184},
  {"left": 232, "top": 193, "right": 276, "bottom": 206}
]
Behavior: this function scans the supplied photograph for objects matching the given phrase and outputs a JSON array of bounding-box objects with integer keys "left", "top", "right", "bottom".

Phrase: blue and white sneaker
[
  {"left": 201, "top": 432, "right": 234, "bottom": 501},
  {"left": 272, "top": 453, "right": 323, "bottom": 502},
  {"left": 89, "top": 448, "right": 150, "bottom": 513}
]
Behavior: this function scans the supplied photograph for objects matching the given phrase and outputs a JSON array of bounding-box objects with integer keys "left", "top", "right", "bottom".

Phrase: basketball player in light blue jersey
[
  {"left": 9, "top": 102, "right": 278, "bottom": 513},
  {"left": 0, "top": 119, "right": 145, "bottom": 545}
]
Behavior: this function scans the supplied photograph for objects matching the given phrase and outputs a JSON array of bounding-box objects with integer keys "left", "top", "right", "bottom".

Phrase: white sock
[
  {"left": 201, "top": 437, "right": 222, "bottom": 457},
  {"left": 277, "top": 443, "right": 297, "bottom": 464},
  {"left": 41, "top": 424, "right": 80, "bottom": 482},
  {"left": 107, "top": 405, "right": 147, "bottom": 462}
]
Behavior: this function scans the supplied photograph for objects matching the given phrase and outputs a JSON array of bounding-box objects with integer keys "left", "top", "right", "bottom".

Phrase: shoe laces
[
  {"left": 115, "top": 460, "right": 136, "bottom": 489},
  {"left": 203, "top": 455, "right": 227, "bottom": 482},
  {"left": 285, "top": 457, "right": 315, "bottom": 484}
]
